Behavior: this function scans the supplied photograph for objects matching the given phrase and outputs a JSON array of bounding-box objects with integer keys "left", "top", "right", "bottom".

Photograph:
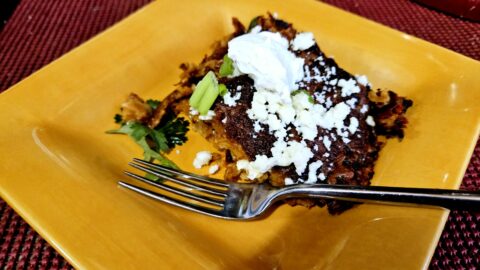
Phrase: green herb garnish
[
  {"left": 157, "top": 115, "right": 189, "bottom": 148},
  {"left": 247, "top": 16, "right": 261, "bottom": 31},
  {"left": 218, "top": 84, "right": 228, "bottom": 96},
  {"left": 107, "top": 108, "right": 189, "bottom": 171},
  {"left": 189, "top": 71, "right": 220, "bottom": 115},
  {"left": 219, "top": 55, "right": 234, "bottom": 77},
  {"left": 292, "top": 89, "right": 315, "bottom": 104},
  {"left": 198, "top": 85, "right": 219, "bottom": 114},
  {"left": 146, "top": 99, "right": 160, "bottom": 110},
  {"left": 189, "top": 71, "right": 215, "bottom": 109},
  {"left": 107, "top": 122, "right": 178, "bottom": 168}
]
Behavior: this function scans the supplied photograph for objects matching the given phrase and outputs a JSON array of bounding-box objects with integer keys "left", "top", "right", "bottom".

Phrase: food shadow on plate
[{"left": 242, "top": 204, "right": 444, "bottom": 270}]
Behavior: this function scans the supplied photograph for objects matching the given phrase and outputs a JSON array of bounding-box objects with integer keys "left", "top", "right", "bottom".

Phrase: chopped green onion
[
  {"left": 189, "top": 71, "right": 216, "bottom": 108},
  {"left": 189, "top": 71, "right": 220, "bottom": 115},
  {"left": 308, "top": 95, "right": 314, "bottom": 104},
  {"left": 198, "top": 82, "right": 219, "bottom": 115},
  {"left": 218, "top": 84, "right": 228, "bottom": 96},
  {"left": 219, "top": 55, "right": 234, "bottom": 77},
  {"left": 291, "top": 89, "right": 307, "bottom": 96},
  {"left": 291, "top": 89, "right": 315, "bottom": 104}
]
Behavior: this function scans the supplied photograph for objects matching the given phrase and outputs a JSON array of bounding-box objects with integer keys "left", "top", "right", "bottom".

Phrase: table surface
[{"left": 0, "top": 0, "right": 479, "bottom": 269}]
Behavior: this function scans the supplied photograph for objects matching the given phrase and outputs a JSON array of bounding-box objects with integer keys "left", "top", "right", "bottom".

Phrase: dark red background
[{"left": 0, "top": 0, "right": 479, "bottom": 269}]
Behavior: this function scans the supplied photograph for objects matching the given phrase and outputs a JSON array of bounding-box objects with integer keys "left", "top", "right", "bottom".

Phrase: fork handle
[{"left": 279, "top": 184, "right": 480, "bottom": 210}]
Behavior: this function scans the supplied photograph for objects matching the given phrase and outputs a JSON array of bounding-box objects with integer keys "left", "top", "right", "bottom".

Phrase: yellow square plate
[{"left": 1, "top": 0, "right": 479, "bottom": 269}]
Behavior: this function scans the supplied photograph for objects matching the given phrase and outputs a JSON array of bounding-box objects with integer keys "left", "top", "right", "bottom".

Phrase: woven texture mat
[{"left": 0, "top": 0, "right": 479, "bottom": 269}]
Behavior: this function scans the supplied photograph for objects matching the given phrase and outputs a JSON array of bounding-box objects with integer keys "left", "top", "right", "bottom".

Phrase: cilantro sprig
[{"left": 107, "top": 99, "right": 189, "bottom": 170}]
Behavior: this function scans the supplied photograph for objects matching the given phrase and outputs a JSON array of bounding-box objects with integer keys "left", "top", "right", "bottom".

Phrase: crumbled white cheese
[
  {"left": 236, "top": 158, "right": 270, "bottom": 180},
  {"left": 291, "top": 32, "right": 315, "bottom": 51},
  {"left": 346, "top": 98, "right": 357, "bottom": 108},
  {"left": 360, "top": 104, "right": 369, "bottom": 114},
  {"left": 228, "top": 31, "right": 304, "bottom": 104},
  {"left": 277, "top": 105, "right": 296, "bottom": 124},
  {"left": 221, "top": 117, "right": 227, "bottom": 124},
  {"left": 325, "top": 98, "right": 333, "bottom": 108},
  {"left": 237, "top": 140, "right": 314, "bottom": 180},
  {"left": 323, "top": 136, "right": 332, "bottom": 150},
  {"left": 331, "top": 67, "right": 337, "bottom": 75},
  {"left": 337, "top": 129, "right": 349, "bottom": 138},
  {"left": 223, "top": 91, "right": 241, "bottom": 107},
  {"left": 295, "top": 94, "right": 329, "bottom": 140},
  {"left": 317, "top": 102, "right": 351, "bottom": 130},
  {"left": 314, "top": 92, "right": 325, "bottom": 103},
  {"left": 285, "top": 177, "right": 295, "bottom": 185},
  {"left": 292, "top": 91, "right": 314, "bottom": 110},
  {"left": 271, "top": 140, "right": 314, "bottom": 175},
  {"left": 253, "top": 121, "right": 263, "bottom": 132},
  {"left": 318, "top": 173, "right": 326, "bottom": 181},
  {"left": 348, "top": 117, "right": 359, "bottom": 134},
  {"left": 329, "top": 79, "right": 338, "bottom": 85},
  {"left": 267, "top": 114, "right": 283, "bottom": 132},
  {"left": 243, "top": 91, "right": 359, "bottom": 180},
  {"left": 193, "top": 151, "right": 212, "bottom": 169},
  {"left": 208, "top": 164, "right": 219, "bottom": 175},
  {"left": 338, "top": 78, "right": 361, "bottom": 97},
  {"left": 356, "top": 75, "right": 369, "bottom": 86},
  {"left": 189, "top": 107, "right": 199, "bottom": 116},
  {"left": 248, "top": 91, "right": 270, "bottom": 121},
  {"left": 306, "top": 161, "right": 323, "bottom": 184},
  {"left": 302, "top": 63, "right": 332, "bottom": 84},
  {"left": 366, "top": 115, "right": 375, "bottom": 126},
  {"left": 198, "top": 110, "right": 216, "bottom": 120}
]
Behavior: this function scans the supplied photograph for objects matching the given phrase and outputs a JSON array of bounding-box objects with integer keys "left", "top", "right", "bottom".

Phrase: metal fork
[{"left": 118, "top": 158, "right": 480, "bottom": 220}]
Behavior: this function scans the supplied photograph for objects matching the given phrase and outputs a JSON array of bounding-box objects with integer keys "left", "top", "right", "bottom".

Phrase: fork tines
[{"left": 119, "top": 158, "right": 228, "bottom": 216}]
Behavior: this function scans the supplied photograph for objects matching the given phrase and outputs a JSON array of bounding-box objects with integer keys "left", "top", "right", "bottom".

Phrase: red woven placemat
[{"left": 0, "top": 0, "right": 479, "bottom": 269}]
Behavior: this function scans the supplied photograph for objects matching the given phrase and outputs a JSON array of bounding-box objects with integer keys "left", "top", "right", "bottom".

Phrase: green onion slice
[
  {"left": 189, "top": 71, "right": 216, "bottom": 109},
  {"left": 218, "top": 84, "right": 228, "bottom": 96},
  {"left": 291, "top": 89, "right": 315, "bottom": 104},
  {"left": 189, "top": 71, "right": 220, "bottom": 115},
  {"left": 219, "top": 55, "right": 234, "bottom": 77}
]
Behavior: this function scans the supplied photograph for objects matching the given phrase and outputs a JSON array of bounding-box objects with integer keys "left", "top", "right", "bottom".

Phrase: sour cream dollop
[{"left": 227, "top": 31, "right": 304, "bottom": 104}]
